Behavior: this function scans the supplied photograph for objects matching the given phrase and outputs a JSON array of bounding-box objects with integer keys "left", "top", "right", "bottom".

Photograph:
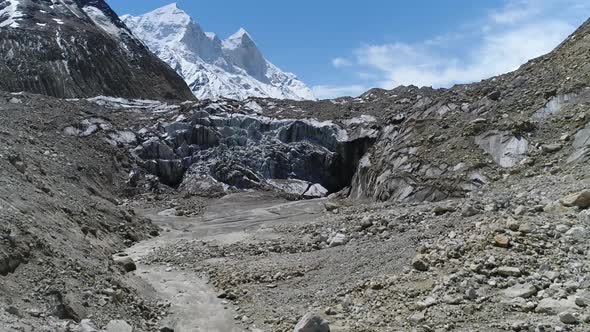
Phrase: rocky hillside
[
  {"left": 0, "top": 92, "right": 165, "bottom": 330},
  {"left": 122, "top": 3, "right": 315, "bottom": 101},
  {"left": 345, "top": 18, "right": 590, "bottom": 202},
  {"left": 0, "top": 0, "right": 194, "bottom": 100}
]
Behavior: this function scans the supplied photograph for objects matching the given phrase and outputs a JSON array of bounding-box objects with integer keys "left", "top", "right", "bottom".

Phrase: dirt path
[{"left": 125, "top": 192, "right": 327, "bottom": 332}]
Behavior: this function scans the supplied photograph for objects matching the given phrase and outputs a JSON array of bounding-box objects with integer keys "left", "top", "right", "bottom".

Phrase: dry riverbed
[
  {"left": 123, "top": 192, "right": 327, "bottom": 332},
  {"left": 128, "top": 175, "right": 590, "bottom": 332}
]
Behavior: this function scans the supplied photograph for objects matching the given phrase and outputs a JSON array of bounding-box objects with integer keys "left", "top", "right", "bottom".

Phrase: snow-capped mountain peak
[
  {"left": 224, "top": 27, "right": 253, "bottom": 49},
  {"left": 120, "top": 3, "right": 191, "bottom": 45},
  {"left": 142, "top": 2, "right": 189, "bottom": 23},
  {"left": 155, "top": 2, "right": 181, "bottom": 12},
  {"left": 122, "top": 3, "right": 315, "bottom": 101}
]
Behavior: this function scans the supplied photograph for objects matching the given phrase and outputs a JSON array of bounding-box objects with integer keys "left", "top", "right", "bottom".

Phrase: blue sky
[{"left": 108, "top": 0, "right": 590, "bottom": 99}]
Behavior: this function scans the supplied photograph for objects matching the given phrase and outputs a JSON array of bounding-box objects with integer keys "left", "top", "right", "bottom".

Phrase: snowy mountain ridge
[{"left": 121, "top": 3, "right": 315, "bottom": 101}]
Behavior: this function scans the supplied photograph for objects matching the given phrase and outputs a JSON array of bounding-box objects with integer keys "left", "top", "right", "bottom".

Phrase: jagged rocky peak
[
  {"left": 0, "top": 0, "right": 194, "bottom": 100},
  {"left": 122, "top": 3, "right": 315, "bottom": 101},
  {"left": 224, "top": 27, "right": 252, "bottom": 47},
  {"left": 223, "top": 27, "right": 268, "bottom": 81},
  {"left": 224, "top": 27, "right": 258, "bottom": 54}
]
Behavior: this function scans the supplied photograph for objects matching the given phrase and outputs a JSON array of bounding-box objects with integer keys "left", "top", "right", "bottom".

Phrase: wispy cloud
[
  {"left": 327, "top": 0, "right": 588, "bottom": 96},
  {"left": 490, "top": 0, "right": 543, "bottom": 24},
  {"left": 331, "top": 57, "right": 353, "bottom": 68},
  {"left": 312, "top": 84, "right": 367, "bottom": 99}
]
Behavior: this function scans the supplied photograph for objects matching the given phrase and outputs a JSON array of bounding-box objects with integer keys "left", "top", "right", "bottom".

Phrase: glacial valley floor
[{"left": 124, "top": 174, "right": 590, "bottom": 332}]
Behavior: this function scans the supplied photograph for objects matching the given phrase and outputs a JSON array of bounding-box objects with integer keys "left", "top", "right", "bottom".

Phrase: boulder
[
  {"left": 487, "top": 90, "right": 502, "bottom": 101},
  {"left": 412, "top": 255, "right": 429, "bottom": 271},
  {"left": 560, "top": 190, "right": 590, "bottom": 209},
  {"left": 416, "top": 297, "right": 437, "bottom": 310},
  {"left": 359, "top": 216, "right": 373, "bottom": 230},
  {"left": 294, "top": 313, "right": 330, "bottom": 332},
  {"left": 407, "top": 311, "right": 425, "bottom": 325},
  {"left": 328, "top": 234, "right": 348, "bottom": 247},
  {"left": 559, "top": 312, "right": 579, "bottom": 325},
  {"left": 324, "top": 201, "right": 340, "bottom": 212},
  {"left": 535, "top": 298, "right": 579, "bottom": 315},
  {"left": 52, "top": 292, "right": 87, "bottom": 322},
  {"left": 504, "top": 284, "right": 537, "bottom": 299},
  {"left": 461, "top": 205, "right": 480, "bottom": 217},
  {"left": 565, "top": 227, "right": 588, "bottom": 242},
  {"left": 513, "top": 205, "right": 527, "bottom": 216},
  {"left": 544, "top": 201, "right": 573, "bottom": 213},
  {"left": 494, "top": 234, "right": 510, "bottom": 248},
  {"left": 497, "top": 266, "right": 522, "bottom": 277},
  {"left": 541, "top": 143, "right": 562, "bottom": 153},
  {"left": 113, "top": 256, "right": 137, "bottom": 273},
  {"left": 5, "top": 306, "right": 20, "bottom": 317},
  {"left": 433, "top": 205, "right": 456, "bottom": 215}
]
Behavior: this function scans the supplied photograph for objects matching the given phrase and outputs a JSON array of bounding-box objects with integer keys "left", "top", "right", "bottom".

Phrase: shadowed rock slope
[
  {"left": 0, "top": 0, "right": 194, "bottom": 101},
  {"left": 345, "top": 18, "right": 590, "bottom": 202},
  {"left": 0, "top": 92, "right": 164, "bottom": 330}
]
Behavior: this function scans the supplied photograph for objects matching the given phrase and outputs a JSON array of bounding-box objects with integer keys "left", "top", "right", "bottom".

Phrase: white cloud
[
  {"left": 312, "top": 84, "right": 367, "bottom": 99},
  {"left": 331, "top": 57, "right": 352, "bottom": 68},
  {"left": 327, "top": 0, "right": 588, "bottom": 94},
  {"left": 355, "top": 21, "right": 573, "bottom": 89},
  {"left": 490, "top": 0, "right": 542, "bottom": 24}
]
